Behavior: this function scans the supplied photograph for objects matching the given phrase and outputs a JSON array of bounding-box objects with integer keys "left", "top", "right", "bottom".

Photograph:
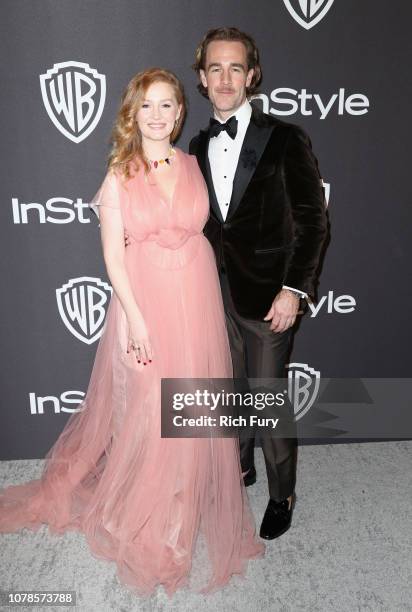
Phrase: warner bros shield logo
[
  {"left": 283, "top": 0, "right": 335, "bottom": 29},
  {"left": 287, "top": 362, "right": 321, "bottom": 421},
  {"left": 40, "top": 61, "right": 106, "bottom": 143},
  {"left": 56, "top": 277, "right": 112, "bottom": 344}
]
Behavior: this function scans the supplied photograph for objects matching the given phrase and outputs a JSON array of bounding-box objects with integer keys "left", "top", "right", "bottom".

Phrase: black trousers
[{"left": 219, "top": 271, "right": 297, "bottom": 502}]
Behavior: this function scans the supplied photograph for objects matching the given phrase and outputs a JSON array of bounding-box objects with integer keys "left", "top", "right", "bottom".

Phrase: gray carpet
[{"left": 0, "top": 441, "right": 411, "bottom": 612}]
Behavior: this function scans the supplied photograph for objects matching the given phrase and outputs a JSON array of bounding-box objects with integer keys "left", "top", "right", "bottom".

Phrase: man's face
[{"left": 200, "top": 40, "right": 254, "bottom": 119}]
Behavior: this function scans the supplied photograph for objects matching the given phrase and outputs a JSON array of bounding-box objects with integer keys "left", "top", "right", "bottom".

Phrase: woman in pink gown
[{"left": 0, "top": 68, "right": 264, "bottom": 596}]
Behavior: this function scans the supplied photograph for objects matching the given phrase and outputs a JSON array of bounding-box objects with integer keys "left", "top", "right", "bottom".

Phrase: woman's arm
[
  {"left": 98, "top": 204, "right": 152, "bottom": 362},
  {"left": 98, "top": 204, "right": 140, "bottom": 322}
]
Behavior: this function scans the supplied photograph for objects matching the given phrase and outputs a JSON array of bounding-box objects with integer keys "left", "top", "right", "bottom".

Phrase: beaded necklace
[{"left": 148, "top": 146, "right": 175, "bottom": 169}]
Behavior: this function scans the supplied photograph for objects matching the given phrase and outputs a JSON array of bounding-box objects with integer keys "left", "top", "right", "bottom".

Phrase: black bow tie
[{"left": 209, "top": 115, "right": 238, "bottom": 140}]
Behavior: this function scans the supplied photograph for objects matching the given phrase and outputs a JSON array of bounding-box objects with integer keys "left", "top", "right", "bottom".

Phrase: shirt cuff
[{"left": 282, "top": 285, "right": 308, "bottom": 299}]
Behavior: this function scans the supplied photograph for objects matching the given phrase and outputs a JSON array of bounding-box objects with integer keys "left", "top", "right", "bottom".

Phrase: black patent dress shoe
[
  {"left": 243, "top": 465, "right": 256, "bottom": 487},
  {"left": 259, "top": 492, "right": 296, "bottom": 540}
]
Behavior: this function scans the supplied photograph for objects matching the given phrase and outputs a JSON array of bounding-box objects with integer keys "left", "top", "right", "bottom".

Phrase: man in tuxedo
[{"left": 189, "top": 27, "right": 328, "bottom": 540}]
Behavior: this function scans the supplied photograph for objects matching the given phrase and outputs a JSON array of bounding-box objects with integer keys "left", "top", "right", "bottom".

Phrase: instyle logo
[
  {"left": 252, "top": 88, "right": 369, "bottom": 119},
  {"left": 56, "top": 277, "right": 112, "bottom": 344},
  {"left": 287, "top": 362, "right": 321, "bottom": 421},
  {"left": 308, "top": 291, "right": 356, "bottom": 318},
  {"left": 40, "top": 61, "right": 106, "bottom": 143},
  {"left": 283, "top": 0, "right": 334, "bottom": 30},
  {"left": 11, "top": 197, "right": 94, "bottom": 224},
  {"left": 29, "top": 391, "right": 85, "bottom": 414}
]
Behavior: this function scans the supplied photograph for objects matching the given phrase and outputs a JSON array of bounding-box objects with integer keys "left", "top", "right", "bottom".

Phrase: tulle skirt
[{"left": 0, "top": 234, "right": 264, "bottom": 596}]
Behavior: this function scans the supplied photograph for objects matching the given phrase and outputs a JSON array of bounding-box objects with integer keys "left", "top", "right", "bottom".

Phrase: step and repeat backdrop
[{"left": 1, "top": 1, "right": 410, "bottom": 459}]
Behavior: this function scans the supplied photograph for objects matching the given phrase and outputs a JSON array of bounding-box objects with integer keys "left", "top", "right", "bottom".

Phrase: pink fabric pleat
[{"left": 0, "top": 149, "right": 265, "bottom": 596}]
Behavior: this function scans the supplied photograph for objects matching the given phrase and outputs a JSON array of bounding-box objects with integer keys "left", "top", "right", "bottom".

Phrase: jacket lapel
[
  {"left": 226, "top": 105, "right": 275, "bottom": 220},
  {"left": 195, "top": 129, "right": 224, "bottom": 223}
]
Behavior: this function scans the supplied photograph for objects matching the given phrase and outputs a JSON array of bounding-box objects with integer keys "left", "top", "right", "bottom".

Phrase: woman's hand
[{"left": 126, "top": 313, "right": 154, "bottom": 365}]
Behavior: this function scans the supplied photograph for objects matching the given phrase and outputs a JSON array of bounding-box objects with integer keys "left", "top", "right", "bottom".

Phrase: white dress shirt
[
  {"left": 208, "top": 98, "right": 252, "bottom": 221},
  {"left": 207, "top": 98, "right": 307, "bottom": 300}
]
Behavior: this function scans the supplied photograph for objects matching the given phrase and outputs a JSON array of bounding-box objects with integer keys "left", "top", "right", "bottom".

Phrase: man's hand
[
  {"left": 124, "top": 228, "right": 131, "bottom": 247},
  {"left": 264, "top": 289, "right": 301, "bottom": 333}
]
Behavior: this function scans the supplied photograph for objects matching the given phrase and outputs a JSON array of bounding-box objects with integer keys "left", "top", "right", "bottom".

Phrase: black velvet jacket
[{"left": 189, "top": 105, "right": 328, "bottom": 319}]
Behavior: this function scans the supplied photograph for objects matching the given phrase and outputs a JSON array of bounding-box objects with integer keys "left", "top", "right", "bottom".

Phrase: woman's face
[{"left": 136, "top": 81, "right": 181, "bottom": 144}]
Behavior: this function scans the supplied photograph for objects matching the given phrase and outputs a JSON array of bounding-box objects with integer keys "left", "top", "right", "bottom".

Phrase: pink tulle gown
[{"left": 0, "top": 148, "right": 264, "bottom": 596}]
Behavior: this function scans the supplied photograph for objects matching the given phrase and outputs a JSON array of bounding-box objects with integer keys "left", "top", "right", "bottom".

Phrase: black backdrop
[{"left": 1, "top": 1, "right": 411, "bottom": 459}]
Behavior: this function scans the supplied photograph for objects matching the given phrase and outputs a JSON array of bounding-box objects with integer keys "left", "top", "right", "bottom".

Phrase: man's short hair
[{"left": 192, "top": 27, "right": 262, "bottom": 99}]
